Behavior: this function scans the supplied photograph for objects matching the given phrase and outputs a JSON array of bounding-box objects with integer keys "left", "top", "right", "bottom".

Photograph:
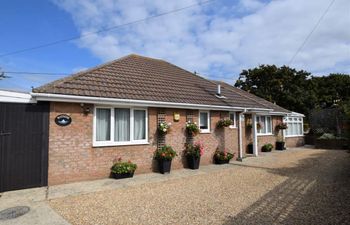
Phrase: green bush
[
  {"left": 111, "top": 159, "right": 137, "bottom": 174},
  {"left": 262, "top": 143, "right": 273, "bottom": 152}
]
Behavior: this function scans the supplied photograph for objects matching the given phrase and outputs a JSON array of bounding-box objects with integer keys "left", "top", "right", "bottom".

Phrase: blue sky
[{"left": 0, "top": 0, "right": 349, "bottom": 91}]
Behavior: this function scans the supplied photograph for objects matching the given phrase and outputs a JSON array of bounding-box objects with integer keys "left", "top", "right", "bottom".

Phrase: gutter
[{"left": 30, "top": 92, "right": 273, "bottom": 112}]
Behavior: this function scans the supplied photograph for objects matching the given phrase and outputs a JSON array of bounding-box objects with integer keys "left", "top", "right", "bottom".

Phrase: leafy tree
[{"left": 235, "top": 65, "right": 317, "bottom": 117}]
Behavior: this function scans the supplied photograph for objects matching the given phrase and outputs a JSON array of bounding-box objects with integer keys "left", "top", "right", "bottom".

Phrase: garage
[{"left": 0, "top": 90, "right": 49, "bottom": 192}]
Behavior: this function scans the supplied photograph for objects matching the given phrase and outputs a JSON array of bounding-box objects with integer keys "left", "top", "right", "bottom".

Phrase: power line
[
  {"left": 0, "top": 0, "right": 216, "bottom": 58},
  {"left": 4, "top": 71, "right": 69, "bottom": 75},
  {"left": 287, "top": 0, "right": 336, "bottom": 65}
]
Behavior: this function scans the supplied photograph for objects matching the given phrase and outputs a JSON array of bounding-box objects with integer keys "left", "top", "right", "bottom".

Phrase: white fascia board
[
  {"left": 0, "top": 90, "right": 36, "bottom": 103},
  {"left": 287, "top": 111, "right": 305, "bottom": 117},
  {"left": 31, "top": 93, "right": 248, "bottom": 111}
]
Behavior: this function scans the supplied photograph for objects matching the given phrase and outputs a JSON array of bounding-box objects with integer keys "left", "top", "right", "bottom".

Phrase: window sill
[
  {"left": 93, "top": 141, "right": 150, "bottom": 148},
  {"left": 285, "top": 135, "right": 304, "bottom": 138},
  {"left": 199, "top": 131, "right": 211, "bottom": 134},
  {"left": 229, "top": 125, "right": 237, "bottom": 129},
  {"left": 257, "top": 133, "right": 273, "bottom": 136}
]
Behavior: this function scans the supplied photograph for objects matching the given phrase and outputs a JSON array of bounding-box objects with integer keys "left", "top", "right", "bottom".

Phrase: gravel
[{"left": 49, "top": 148, "right": 350, "bottom": 225}]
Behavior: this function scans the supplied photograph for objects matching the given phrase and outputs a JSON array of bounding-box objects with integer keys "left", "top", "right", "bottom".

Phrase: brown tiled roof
[{"left": 33, "top": 54, "right": 290, "bottom": 112}]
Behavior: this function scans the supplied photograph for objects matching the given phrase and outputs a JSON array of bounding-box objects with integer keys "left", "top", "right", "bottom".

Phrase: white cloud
[{"left": 52, "top": 0, "right": 350, "bottom": 81}]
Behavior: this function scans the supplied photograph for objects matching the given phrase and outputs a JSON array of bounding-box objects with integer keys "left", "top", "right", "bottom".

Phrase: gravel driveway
[{"left": 49, "top": 148, "right": 350, "bottom": 225}]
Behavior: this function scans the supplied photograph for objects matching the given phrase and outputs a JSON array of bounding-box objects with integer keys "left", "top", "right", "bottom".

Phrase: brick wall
[
  {"left": 48, "top": 102, "right": 239, "bottom": 185},
  {"left": 285, "top": 136, "right": 305, "bottom": 148}
]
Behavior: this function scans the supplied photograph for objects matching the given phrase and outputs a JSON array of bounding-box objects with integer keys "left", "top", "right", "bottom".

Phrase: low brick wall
[
  {"left": 285, "top": 136, "right": 305, "bottom": 148},
  {"left": 48, "top": 102, "right": 239, "bottom": 185}
]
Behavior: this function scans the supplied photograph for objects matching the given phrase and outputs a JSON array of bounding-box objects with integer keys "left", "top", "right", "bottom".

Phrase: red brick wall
[
  {"left": 48, "top": 102, "right": 239, "bottom": 185},
  {"left": 285, "top": 136, "right": 305, "bottom": 147}
]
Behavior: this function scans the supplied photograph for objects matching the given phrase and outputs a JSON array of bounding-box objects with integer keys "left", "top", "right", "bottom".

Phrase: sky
[{"left": 0, "top": 0, "right": 349, "bottom": 91}]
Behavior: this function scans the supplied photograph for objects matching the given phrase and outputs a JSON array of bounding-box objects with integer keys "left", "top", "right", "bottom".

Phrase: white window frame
[
  {"left": 199, "top": 111, "right": 210, "bottom": 133},
  {"left": 229, "top": 112, "right": 237, "bottom": 128},
  {"left": 283, "top": 116, "right": 304, "bottom": 137},
  {"left": 93, "top": 106, "right": 148, "bottom": 147},
  {"left": 256, "top": 115, "right": 272, "bottom": 136}
]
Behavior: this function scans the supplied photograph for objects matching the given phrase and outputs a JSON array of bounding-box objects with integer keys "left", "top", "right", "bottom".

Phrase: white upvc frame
[
  {"left": 283, "top": 116, "right": 304, "bottom": 137},
  {"left": 229, "top": 111, "right": 237, "bottom": 128},
  {"left": 93, "top": 106, "right": 148, "bottom": 147},
  {"left": 199, "top": 111, "right": 210, "bottom": 133},
  {"left": 256, "top": 115, "right": 273, "bottom": 136}
]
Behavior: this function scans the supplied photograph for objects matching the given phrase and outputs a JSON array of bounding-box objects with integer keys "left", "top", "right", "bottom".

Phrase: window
[
  {"left": 94, "top": 107, "right": 148, "bottom": 146},
  {"left": 229, "top": 112, "right": 236, "bottom": 128},
  {"left": 284, "top": 116, "right": 303, "bottom": 136},
  {"left": 256, "top": 115, "right": 272, "bottom": 135},
  {"left": 199, "top": 111, "right": 210, "bottom": 133}
]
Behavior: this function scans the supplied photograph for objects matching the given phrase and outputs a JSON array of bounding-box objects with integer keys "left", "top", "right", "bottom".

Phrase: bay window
[
  {"left": 94, "top": 107, "right": 148, "bottom": 146},
  {"left": 284, "top": 117, "right": 303, "bottom": 136},
  {"left": 256, "top": 115, "right": 272, "bottom": 135}
]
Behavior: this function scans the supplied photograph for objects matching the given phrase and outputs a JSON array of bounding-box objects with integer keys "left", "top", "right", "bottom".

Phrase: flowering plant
[
  {"left": 214, "top": 149, "right": 234, "bottom": 161},
  {"left": 158, "top": 121, "right": 172, "bottom": 135},
  {"left": 184, "top": 142, "right": 205, "bottom": 158},
  {"left": 111, "top": 158, "right": 137, "bottom": 174},
  {"left": 154, "top": 145, "right": 177, "bottom": 160},
  {"left": 276, "top": 122, "right": 288, "bottom": 130},
  {"left": 186, "top": 121, "right": 200, "bottom": 136},
  {"left": 246, "top": 122, "right": 262, "bottom": 130},
  {"left": 216, "top": 118, "right": 233, "bottom": 128}
]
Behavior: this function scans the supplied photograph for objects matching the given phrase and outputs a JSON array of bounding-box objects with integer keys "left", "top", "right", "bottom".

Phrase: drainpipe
[
  {"left": 252, "top": 113, "right": 258, "bottom": 156},
  {"left": 237, "top": 109, "right": 246, "bottom": 161}
]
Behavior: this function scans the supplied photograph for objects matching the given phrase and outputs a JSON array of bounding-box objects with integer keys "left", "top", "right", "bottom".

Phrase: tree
[{"left": 234, "top": 65, "right": 317, "bottom": 117}]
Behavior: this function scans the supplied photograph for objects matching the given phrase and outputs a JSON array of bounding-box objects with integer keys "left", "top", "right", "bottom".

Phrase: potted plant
[
  {"left": 276, "top": 122, "right": 288, "bottom": 130},
  {"left": 214, "top": 149, "right": 234, "bottom": 164},
  {"left": 158, "top": 121, "right": 171, "bottom": 135},
  {"left": 154, "top": 145, "right": 177, "bottom": 174},
  {"left": 275, "top": 135, "right": 285, "bottom": 150},
  {"left": 111, "top": 158, "right": 137, "bottom": 179},
  {"left": 247, "top": 142, "right": 253, "bottom": 154},
  {"left": 186, "top": 121, "right": 200, "bottom": 136},
  {"left": 246, "top": 122, "right": 261, "bottom": 130},
  {"left": 216, "top": 118, "right": 233, "bottom": 128},
  {"left": 261, "top": 143, "right": 273, "bottom": 152},
  {"left": 184, "top": 142, "right": 204, "bottom": 169}
]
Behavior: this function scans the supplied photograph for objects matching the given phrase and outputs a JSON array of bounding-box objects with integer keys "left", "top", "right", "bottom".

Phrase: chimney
[{"left": 217, "top": 84, "right": 221, "bottom": 96}]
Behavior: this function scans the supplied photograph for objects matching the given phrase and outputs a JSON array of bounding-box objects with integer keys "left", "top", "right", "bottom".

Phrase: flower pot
[
  {"left": 187, "top": 155, "right": 200, "bottom": 169},
  {"left": 158, "top": 159, "right": 172, "bottom": 174},
  {"left": 247, "top": 144, "right": 253, "bottom": 154},
  {"left": 214, "top": 158, "right": 230, "bottom": 164},
  {"left": 112, "top": 171, "right": 134, "bottom": 179},
  {"left": 275, "top": 141, "right": 285, "bottom": 150}
]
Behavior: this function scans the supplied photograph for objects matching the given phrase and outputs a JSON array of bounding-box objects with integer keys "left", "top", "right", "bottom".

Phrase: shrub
[
  {"left": 318, "top": 133, "right": 348, "bottom": 140},
  {"left": 154, "top": 145, "right": 177, "bottom": 160},
  {"left": 214, "top": 149, "right": 234, "bottom": 161},
  {"left": 262, "top": 143, "right": 273, "bottom": 152},
  {"left": 216, "top": 119, "right": 233, "bottom": 128},
  {"left": 186, "top": 121, "right": 200, "bottom": 136},
  {"left": 184, "top": 142, "right": 205, "bottom": 158},
  {"left": 111, "top": 158, "right": 137, "bottom": 174}
]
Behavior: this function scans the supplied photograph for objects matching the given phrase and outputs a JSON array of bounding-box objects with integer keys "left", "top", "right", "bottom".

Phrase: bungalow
[{"left": 0, "top": 54, "right": 304, "bottom": 191}]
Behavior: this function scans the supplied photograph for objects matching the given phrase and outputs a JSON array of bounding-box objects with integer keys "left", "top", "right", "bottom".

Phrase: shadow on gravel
[{"left": 223, "top": 150, "right": 350, "bottom": 225}]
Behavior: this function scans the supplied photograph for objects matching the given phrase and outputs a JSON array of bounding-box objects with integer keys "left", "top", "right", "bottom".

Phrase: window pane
[
  {"left": 266, "top": 117, "right": 272, "bottom": 133},
  {"left": 200, "top": 112, "right": 208, "bottom": 129},
  {"left": 261, "top": 116, "right": 266, "bottom": 133},
  {"left": 229, "top": 113, "right": 235, "bottom": 124},
  {"left": 96, "top": 108, "right": 111, "bottom": 141},
  {"left": 115, "top": 108, "right": 130, "bottom": 142},
  {"left": 134, "top": 110, "right": 146, "bottom": 140}
]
